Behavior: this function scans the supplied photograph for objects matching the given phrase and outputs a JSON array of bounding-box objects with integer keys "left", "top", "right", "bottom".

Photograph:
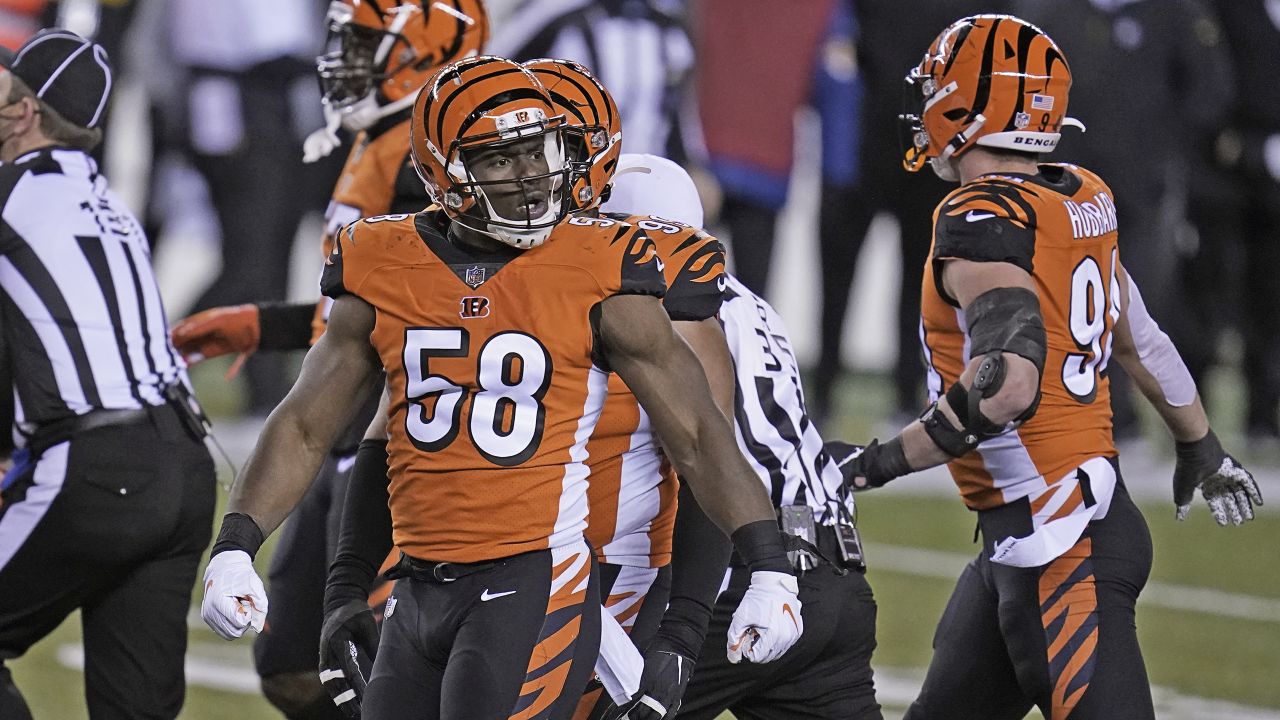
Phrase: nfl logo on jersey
[{"left": 464, "top": 266, "right": 486, "bottom": 288}]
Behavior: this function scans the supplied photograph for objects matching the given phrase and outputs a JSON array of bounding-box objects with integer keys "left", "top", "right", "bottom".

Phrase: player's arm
[
  {"left": 607, "top": 317, "right": 738, "bottom": 718},
  {"left": 201, "top": 295, "right": 382, "bottom": 641},
  {"left": 600, "top": 293, "right": 802, "bottom": 666},
  {"left": 602, "top": 295, "right": 774, "bottom": 531},
  {"left": 170, "top": 301, "right": 317, "bottom": 367},
  {"left": 833, "top": 258, "right": 1047, "bottom": 488},
  {"left": 1110, "top": 261, "right": 1262, "bottom": 524},
  {"left": 319, "top": 388, "right": 393, "bottom": 716}
]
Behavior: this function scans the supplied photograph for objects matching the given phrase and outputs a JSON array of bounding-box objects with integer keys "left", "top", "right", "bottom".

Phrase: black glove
[
  {"left": 826, "top": 439, "right": 909, "bottom": 490},
  {"left": 1173, "top": 428, "right": 1263, "bottom": 526},
  {"left": 318, "top": 598, "right": 379, "bottom": 718},
  {"left": 609, "top": 641, "right": 695, "bottom": 720}
]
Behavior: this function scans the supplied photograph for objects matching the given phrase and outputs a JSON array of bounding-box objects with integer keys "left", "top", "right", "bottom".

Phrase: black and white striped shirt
[
  {"left": 0, "top": 148, "right": 185, "bottom": 431},
  {"left": 720, "top": 274, "right": 854, "bottom": 526}
]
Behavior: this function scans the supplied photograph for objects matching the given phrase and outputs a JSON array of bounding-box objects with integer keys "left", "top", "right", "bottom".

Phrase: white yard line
[{"left": 868, "top": 543, "right": 1280, "bottom": 624}]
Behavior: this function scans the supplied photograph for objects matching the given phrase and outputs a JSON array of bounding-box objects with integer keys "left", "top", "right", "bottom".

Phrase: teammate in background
[
  {"left": 593, "top": 160, "right": 883, "bottom": 720},
  {"left": 829, "top": 15, "right": 1262, "bottom": 720},
  {"left": 170, "top": 3, "right": 488, "bottom": 718},
  {"left": 201, "top": 57, "right": 803, "bottom": 719},
  {"left": 523, "top": 59, "right": 730, "bottom": 720}
]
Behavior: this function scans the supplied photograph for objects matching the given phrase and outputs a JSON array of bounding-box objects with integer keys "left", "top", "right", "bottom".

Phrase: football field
[{"left": 10, "top": 370, "right": 1280, "bottom": 719}]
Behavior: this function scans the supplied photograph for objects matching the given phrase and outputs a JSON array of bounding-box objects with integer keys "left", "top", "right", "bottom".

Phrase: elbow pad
[
  {"left": 922, "top": 287, "right": 1048, "bottom": 458},
  {"left": 965, "top": 287, "right": 1048, "bottom": 373}
]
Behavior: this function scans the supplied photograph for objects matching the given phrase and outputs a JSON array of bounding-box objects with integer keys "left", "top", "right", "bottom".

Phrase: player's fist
[
  {"left": 1173, "top": 429, "right": 1263, "bottom": 526},
  {"left": 170, "top": 304, "right": 260, "bottom": 366},
  {"left": 726, "top": 571, "right": 803, "bottom": 664},
  {"left": 319, "top": 598, "right": 379, "bottom": 718},
  {"left": 201, "top": 550, "right": 268, "bottom": 640},
  {"left": 609, "top": 644, "right": 694, "bottom": 720}
]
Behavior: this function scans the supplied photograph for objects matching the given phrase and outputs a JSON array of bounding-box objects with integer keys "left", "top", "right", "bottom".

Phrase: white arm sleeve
[{"left": 1125, "top": 275, "right": 1196, "bottom": 407}]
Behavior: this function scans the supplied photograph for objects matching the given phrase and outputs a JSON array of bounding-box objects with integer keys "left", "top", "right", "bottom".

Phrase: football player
[
  {"left": 592, "top": 160, "right": 883, "bottom": 720},
  {"left": 170, "top": 3, "right": 488, "bottom": 718},
  {"left": 312, "top": 57, "right": 798, "bottom": 717},
  {"left": 525, "top": 58, "right": 734, "bottom": 720},
  {"left": 201, "top": 57, "right": 804, "bottom": 719},
  {"left": 494, "top": 58, "right": 877, "bottom": 719},
  {"left": 828, "top": 15, "right": 1263, "bottom": 720}
]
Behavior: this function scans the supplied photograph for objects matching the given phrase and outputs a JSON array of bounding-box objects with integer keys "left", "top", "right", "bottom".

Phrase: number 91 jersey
[
  {"left": 322, "top": 210, "right": 667, "bottom": 563},
  {"left": 920, "top": 164, "right": 1119, "bottom": 512}
]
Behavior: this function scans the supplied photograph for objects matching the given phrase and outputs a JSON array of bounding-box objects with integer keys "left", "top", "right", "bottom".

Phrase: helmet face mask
[
  {"left": 315, "top": 0, "right": 490, "bottom": 133},
  {"left": 450, "top": 123, "right": 573, "bottom": 247},
  {"left": 411, "top": 57, "right": 576, "bottom": 249},
  {"left": 317, "top": 19, "right": 392, "bottom": 110}
]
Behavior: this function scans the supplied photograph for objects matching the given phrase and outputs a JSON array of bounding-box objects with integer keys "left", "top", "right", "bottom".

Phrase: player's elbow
[{"left": 982, "top": 358, "right": 1042, "bottom": 426}]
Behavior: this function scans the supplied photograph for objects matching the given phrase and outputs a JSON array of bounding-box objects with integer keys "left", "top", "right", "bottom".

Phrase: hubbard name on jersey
[
  {"left": 584, "top": 213, "right": 726, "bottom": 569},
  {"left": 321, "top": 209, "right": 667, "bottom": 564},
  {"left": 920, "top": 163, "right": 1121, "bottom": 566}
]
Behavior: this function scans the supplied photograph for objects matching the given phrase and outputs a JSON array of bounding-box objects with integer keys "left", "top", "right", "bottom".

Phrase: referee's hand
[{"left": 170, "top": 304, "right": 261, "bottom": 377}]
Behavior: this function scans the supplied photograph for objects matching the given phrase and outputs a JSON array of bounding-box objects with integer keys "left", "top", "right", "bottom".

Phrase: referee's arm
[{"left": 227, "top": 295, "right": 382, "bottom": 536}]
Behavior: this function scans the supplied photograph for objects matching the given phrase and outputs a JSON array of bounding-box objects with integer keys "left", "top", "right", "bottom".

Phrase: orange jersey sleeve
[
  {"left": 322, "top": 211, "right": 666, "bottom": 563},
  {"left": 584, "top": 216, "right": 725, "bottom": 567},
  {"left": 920, "top": 164, "right": 1120, "bottom": 511}
]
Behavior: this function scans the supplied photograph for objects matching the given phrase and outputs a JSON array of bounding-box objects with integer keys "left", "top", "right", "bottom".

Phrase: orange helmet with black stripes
[
  {"left": 317, "top": 0, "right": 488, "bottom": 126},
  {"left": 410, "top": 56, "right": 572, "bottom": 248},
  {"left": 523, "top": 58, "right": 622, "bottom": 211},
  {"left": 900, "top": 14, "right": 1084, "bottom": 180}
]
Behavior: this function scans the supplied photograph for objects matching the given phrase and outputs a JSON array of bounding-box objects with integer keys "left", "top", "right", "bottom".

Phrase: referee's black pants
[
  {"left": 677, "top": 533, "right": 882, "bottom": 720},
  {"left": 0, "top": 406, "right": 216, "bottom": 719}
]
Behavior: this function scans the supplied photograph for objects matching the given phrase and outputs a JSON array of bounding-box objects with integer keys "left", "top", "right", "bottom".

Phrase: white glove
[
  {"left": 726, "top": 571, "right": 803, "bottom": 664},
  {"left": 201, "top": 550, "right": 268, "bottom": 640},
  {"left": 302, "top": 109, "right": 343, "bottom": 163}
]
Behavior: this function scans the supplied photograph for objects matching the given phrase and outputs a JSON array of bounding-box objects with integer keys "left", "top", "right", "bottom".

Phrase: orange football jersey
[
  {"left": 321, "top": 211, "right": 667, "bottom": 563},
  {"left": 583, "top": 214, "right": 726, "bottom": 568},
  {"left": 920, "top": 163, "right": 1120, "bottom": 513}
]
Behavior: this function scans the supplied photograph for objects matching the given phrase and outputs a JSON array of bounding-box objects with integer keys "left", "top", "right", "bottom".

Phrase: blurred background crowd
[{"left": 3, "top": 0, "right": 1277, "bottom": 450}]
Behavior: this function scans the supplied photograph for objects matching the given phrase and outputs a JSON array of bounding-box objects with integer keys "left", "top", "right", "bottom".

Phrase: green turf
[
  {"left": 10, "top": 369, "right": 1279, "bottom": 718},
  {"left": 857, "top": 493, "right": 1280, "bottom": 709}
]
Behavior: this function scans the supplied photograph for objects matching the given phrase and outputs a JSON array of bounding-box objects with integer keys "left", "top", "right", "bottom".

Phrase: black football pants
[
  {"left": 677, "top": 545, "right": 881, "bottom": 720},
  {"left": 0, "top": 407, "right": 216, "bottom": 719},
  {"left": 363, "top": 541, "right": 602, "bottom": 720},
  {"left": 906, "top": 477, "right": 1155, "bottom": 720}
]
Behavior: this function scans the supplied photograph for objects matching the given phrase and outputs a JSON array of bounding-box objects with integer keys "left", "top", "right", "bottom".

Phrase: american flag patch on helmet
[{"left": 1031, "top": 94, "right": 1055, "bottom": 111}]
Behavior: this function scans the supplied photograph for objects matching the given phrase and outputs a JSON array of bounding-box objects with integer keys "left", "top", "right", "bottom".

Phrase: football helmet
[
  {"left": 899, "top": 14, "right": 1084, "bottom": 181},
  {"left": 410, "top": 56, "right": 572, "bottom": 249},
  {"left": 309, "top": 0, "right": 488, "bottom": 154},
  {"left": 523, "top": 58, "right": 622, "bottom": 210}
]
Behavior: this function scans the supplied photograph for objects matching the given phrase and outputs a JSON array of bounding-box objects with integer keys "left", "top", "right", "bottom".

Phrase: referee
[
  {"left": 667, "top": 274, "right": 882, "bottom": 719},
  {"left": 0, "top": 30, "right": 216, "bottom": 719}
]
